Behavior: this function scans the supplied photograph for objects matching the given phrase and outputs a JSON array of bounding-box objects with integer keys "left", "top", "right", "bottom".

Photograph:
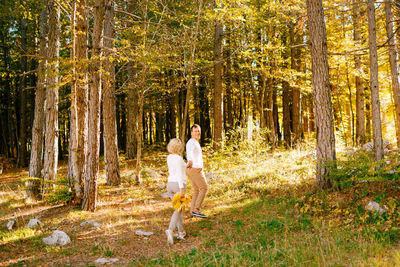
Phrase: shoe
[
  {"left": 177, "top": 231, "right": 186, "bottom": 240},
  {"left": 191, "top": 211, "right": 208, "bottom": 218},
  {"left": 165, "top": 229, "right": 174, "bottom": 244}
]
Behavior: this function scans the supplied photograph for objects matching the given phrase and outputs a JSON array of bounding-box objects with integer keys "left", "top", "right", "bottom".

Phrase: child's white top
[
  {"left": 167, "top": 154, "right": 187, "bottom": 188},
  {"left": 186, "top": 138, "right": 203, "bottom": 168}
]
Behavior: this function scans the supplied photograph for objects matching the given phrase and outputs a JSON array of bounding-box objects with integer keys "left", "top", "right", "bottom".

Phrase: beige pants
[{"left": 186, "top": 168, "right": 208, "bottom": 213}]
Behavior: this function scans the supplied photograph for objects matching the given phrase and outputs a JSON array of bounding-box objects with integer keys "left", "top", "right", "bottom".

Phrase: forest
[{"left": 1, "top": 0, "right": 400, "bottom": 265}]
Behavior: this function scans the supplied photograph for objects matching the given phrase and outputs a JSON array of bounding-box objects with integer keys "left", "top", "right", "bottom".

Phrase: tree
[
  {"left": 27, "top": 6, "right": 48, "bottom": 198},
  {"left": 367, "top": 0, "right": 384, "bottom": 161},
  {"left": 306, "top": 0, "right": 336, "bottom": 188},
  {"left": 103, "top": 0, "right": 120, "bottom": 186},
  {"left": 70, "top": 0, "right": 89, "bottom": 202},
  {"left": 384, "top": 0, "right": 400, "bottom": 148},
  {"left": 42, "top": 0, "right": 60, "bottom": 191},
  {"left": 82, "top": 0, "right": 106, "bottom": 211},
  {"left": 352, "top": 0, "right": 366, "bottom": 146},
  {"left": 213, "top": 15, "right": 223, "bottom": 149}
]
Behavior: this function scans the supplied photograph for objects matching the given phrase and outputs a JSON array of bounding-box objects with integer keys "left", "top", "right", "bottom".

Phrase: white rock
[
  {"left": 206, "top": 172, "right": 221, "bottom": 181},
  {"left": 7, "top": 220, "right": 15, "bottom": 231},
  {"left": 385, "top": 161, "right": 391, "bottom": 165},
  {"left": 160, "top": 192, "right": 170, "bottom": 199},
  {"left": 42, "top": 230, "right": 71, "bottom": 246},
  {"left": 388, "top": 170, "right": 397, "bottom": 174},
  {"left": 122, "top": 198, "right": 134, "bottom": 203},
  {"left": 383, "top": 140, "right": 393, "bottom": 150},
  {"left": 27, "top": 219, "right": 42, "bottom": 228},
  {"left": 80, "top": 220, "right": 102, "bottom": 228},
  {"left": 135, "top": 230, "right": 153, "bottom": 236},
  {"left": 147, "top": 170, "right": 161, "bottom": 179},
  {"left": 94, "top": 258, "right": 119, "bottom": 264},
  {"left": 365, "top": 201, "right": 385, "bottom": 215},
  {"left": 158, "top": 184, "right": 166, "bottom": 190},
  {"left": 363, "top": 142, "right": 374, "bottom": 152}
]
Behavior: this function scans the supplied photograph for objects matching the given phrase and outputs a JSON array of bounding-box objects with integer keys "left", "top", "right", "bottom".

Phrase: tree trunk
[
  {"left": 214, "top": 19, "right": 224, "bottom": 149},
  {"left": 18, "top": 18, "right": 28, "bottom": 168},
  {"left": 69, "top": 0, "right": 89, "bottom": 202},
  {"left": 290, "top": 25, "right": 301, "bottom": 145},
  {"left": 82, "top": 0, "right": 106, "bottom": 211},
  {"left": 181, "top": 0, "right": 203, "bottom": 143},
  {"left": 28, "top": 7, "right": 48, "bottom": 198},
  {"left": 353, "top": 0, "right": 366, "bottom": 146},
  {"left": 384, "top": 0, "right": 400, "bottom": 148},
  {"left": 42, "top": 1, "right": 60, "bottom": 192},
  {"left": 282, "top": 82, "right": 292, "bottom": 148},
  {"left": 103, "top": 0, "right": 120, "bottom": 186},
  {"left": 306, "top": 0, "right": 336, "bottom": 188},
  {"left": 367, "top": 0, "right": 384, "bottom": 161},
  {"left": 225, "top": 25, "right": 233, "bottom": 133}
]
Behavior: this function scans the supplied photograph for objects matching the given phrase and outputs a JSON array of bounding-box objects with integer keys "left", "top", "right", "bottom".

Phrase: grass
[{"left": 1, "top": 137, "right": 400, "bottom": 266}]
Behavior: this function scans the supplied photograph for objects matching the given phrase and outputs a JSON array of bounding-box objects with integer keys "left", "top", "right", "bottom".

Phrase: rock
[
  {"left": 388, "top": 170, "right": 397, "bottom": 174},
  {"left": 42, "top": 230, "right": 71, "bottom": 246},
  {"left": 80, "top": 220, "right": 102, "bottom": 228},
  {"left": 205, "top": 172, "right": 221, "bottom": 182},
  {"left": 344, "top": 147, "right": 356, "bottom": 155},
  {"left": 94, "top": 258, "right": 119, "bottom": 264},
  {"left": 160, "top": 192, "right": 170, "bottom": 199},
  {"left": 147, "top": 170, "right": 161, "bottom": 180},
  {"left": 383, "top": 140, "right": 393, "bottom": 150},
  {"left": 7, "top": 220, "right": 15, "bottom": 231},
  {"left": 27, "top": 219, "right": 42, "bottom": 228},
  {"left": 365, "top": 201, "right": 385, "bottom": 215},
  {"left": 158, "top": 184, "right": 166, "bottom": 190},
  {"left": 122, "top": 198, "right": 134, "bottom": 203},
  {"left": 363, "top": 142, "right": 374, "bottom": 152},
  {"left": 135, "top": 230, "right": 153, "bottom": 236}
]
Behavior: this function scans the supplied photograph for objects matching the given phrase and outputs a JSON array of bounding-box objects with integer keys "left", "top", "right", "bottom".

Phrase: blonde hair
[{"left": 167, "top": 138, "right": 183, "bottom": 154}]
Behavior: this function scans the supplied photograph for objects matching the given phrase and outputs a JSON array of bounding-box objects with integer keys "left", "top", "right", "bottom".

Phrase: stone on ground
[
  {"left": 42, "top": 230, "right": 71, "bottom": 246},
  {"left": 80, "top": 220, "right": 102, "bottom": 228},
  {"left": 27, "top": 218, "right": 42, "bottom": 228}
]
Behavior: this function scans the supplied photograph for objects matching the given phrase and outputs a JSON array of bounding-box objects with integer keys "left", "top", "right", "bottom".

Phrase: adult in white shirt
[
  {"left": 165, "top": 138, "right": 187, "bottom": 244},
  {"left": 186, "top": 124, "right": 208, "bottom": 218}
]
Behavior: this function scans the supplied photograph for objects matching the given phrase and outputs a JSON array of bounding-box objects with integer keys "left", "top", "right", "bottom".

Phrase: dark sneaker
[{"left": 191, "top": 211, "right": 208, "bottom": 218}]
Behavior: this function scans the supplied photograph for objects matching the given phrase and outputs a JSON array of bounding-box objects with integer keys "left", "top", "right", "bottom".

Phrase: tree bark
[
  {"left": 42, "top": 1, "right": 60, "bottom": 192},
  {"left": 181, "top": 0, "right": 203, "bottom": 143},
  {"left": 384, "top": 0, "right": 400, "bottom": 148},
  {"left": 353, "top": 0, "right": 366, "bottom": 146},
  {"left": 290, "top": 25, "right": 301, "bottom": 145},
  {"left": 367, "top": 0, "right": 384, "bottom": 161},
  {"left": 17, "top": 18, "right": 28, "bottom": 168},
  {"left": 214, "top": 19, "right": 224, "bottom": 149},
  {"left": 69, "top": 0, "right": 88, "bottom": 202},
  {"left": 82, "top": 0, "right": 106, "bottom": 211},
  {"left": 103, "top": 0, "right": 120, "bottom": 186},
  {"left": 28, "top": 7, "right": 48, "bottom": 198},
  {"left": 282, "top": 81, "right": 292, "bottom": 148},
  {"left": 306, "top": 0, "right": 336, "bottom": 188}
]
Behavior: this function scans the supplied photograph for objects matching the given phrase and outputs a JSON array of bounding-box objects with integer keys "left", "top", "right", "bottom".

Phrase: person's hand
[
  {"left": 187, "top": 160, "right": 193, "bottom": 169},
  {"left": 179, "top": 188, "right": 185, "bottom": 196}
]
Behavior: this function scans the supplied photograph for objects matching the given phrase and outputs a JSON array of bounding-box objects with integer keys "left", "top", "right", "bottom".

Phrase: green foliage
[{"left": 327, "top": 151, "right": 400, "bottom": 190}]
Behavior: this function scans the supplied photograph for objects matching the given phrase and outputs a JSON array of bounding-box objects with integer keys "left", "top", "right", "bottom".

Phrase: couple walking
[{"left": 165, "top": 124, "right": 208, "bottom": 244}]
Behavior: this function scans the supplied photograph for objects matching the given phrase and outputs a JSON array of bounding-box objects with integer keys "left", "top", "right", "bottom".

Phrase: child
[{"left": 165, "top": 138, "right": 187, "bottom": 244}]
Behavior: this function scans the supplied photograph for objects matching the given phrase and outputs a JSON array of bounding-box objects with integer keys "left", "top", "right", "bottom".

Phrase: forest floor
[{"left": 1, "top": 139, "right": 400, "bottom": 266}]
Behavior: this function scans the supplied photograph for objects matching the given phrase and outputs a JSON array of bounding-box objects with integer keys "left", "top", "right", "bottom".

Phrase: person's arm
[
  {"left": 186, "top": 141, "right": 193, "bottom": 168},
  {"left": 178, "top": 157, "right": 186, "bottom": 195}
]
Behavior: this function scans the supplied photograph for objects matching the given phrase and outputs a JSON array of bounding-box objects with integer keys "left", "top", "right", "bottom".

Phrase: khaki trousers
[{"left": 186, "top": 168, "right": 208, "bottom": 213}]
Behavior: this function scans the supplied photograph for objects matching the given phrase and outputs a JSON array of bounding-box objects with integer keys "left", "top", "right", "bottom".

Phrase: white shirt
[
  {"left": 186, "top": 138, "right": 203, "bottom": 168},
  {"left": 167, "top": 154, "right": 187, "bottom": 188}
]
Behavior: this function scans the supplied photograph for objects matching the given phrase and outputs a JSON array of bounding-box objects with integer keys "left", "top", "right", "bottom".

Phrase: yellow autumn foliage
[{"left": 172, "top": 192, "right": 191, "bottom": 212}]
